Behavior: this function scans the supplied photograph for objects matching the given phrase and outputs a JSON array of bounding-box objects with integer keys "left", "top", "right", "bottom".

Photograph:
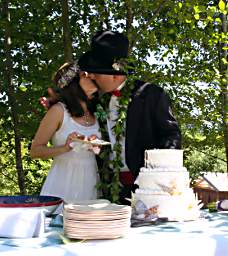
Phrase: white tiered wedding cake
[{"left": 132, "top": 149, "right": 202, "bottom": 221}]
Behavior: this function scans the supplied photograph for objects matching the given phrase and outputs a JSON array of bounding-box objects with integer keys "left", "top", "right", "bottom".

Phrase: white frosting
[
  {"left": 135, "top": 188, "right": 170, "bottom": 195},
  {"left": 133, "top": 149, "right": 201, "bottom": 221},
  {"left": 145, "top": 149, "right": 183, "bottom": 168},
  {"left": 135, "top": 171, "right": 189, "bottom": 191},
  {"left": 140, "top": 167, "right": 187, "bottom": 172}
]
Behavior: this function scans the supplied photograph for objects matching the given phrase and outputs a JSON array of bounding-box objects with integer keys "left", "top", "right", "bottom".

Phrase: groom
[
  {"left": 42, "top": 30, "right": 181, "bottom": 204},
  {"left": 78, "top": 30, "right": 181, "bottom": 202}
]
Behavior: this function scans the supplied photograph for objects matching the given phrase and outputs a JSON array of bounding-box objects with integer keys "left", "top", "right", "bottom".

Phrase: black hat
[{"left": 78, "top": 30, "right": 130, "bottom": 75}]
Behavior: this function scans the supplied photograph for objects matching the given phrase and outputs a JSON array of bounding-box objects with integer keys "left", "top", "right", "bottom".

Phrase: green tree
[{"left": 2, "top": 0, "right": 25, "bottom": 194}]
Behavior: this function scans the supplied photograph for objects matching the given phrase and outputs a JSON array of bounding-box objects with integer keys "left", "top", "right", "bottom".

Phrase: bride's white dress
[{"left": 41, "top": 103, "right": 101, "bottom": 207}]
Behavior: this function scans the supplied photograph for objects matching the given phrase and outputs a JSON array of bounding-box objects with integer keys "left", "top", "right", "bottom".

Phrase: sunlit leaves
[
  {"left": 194, "top": 14, "right": 200, "bottom": 20},
  {"left": 218, "top": 0, "right": 226, "bottom": 11}
]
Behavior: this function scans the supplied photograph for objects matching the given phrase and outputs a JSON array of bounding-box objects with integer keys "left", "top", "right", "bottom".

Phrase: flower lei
[
  {"left": 95, "top": 78, "right": 134, "bottom": 203},
  {"left": 57, "top": 61, "right": 80, "bottom": 88}
]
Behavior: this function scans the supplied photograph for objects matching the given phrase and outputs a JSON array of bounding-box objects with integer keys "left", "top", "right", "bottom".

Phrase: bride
[{"left": 30, "top": 62, "right": 101, "bottom": 212}]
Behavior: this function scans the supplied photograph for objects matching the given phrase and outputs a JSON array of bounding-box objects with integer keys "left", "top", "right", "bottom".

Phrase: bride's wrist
[{"left": 62, "top": 144, "right": 72, "bottom": 152}]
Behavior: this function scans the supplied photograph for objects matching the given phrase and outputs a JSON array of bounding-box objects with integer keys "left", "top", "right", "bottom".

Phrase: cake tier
[
  {"left": 134, "top": 188, "right": 201, "bottom": 221},
  {"left": 145, "top": 149, "right": 183, "bottom": 168},
  {"left": 135, "top": 168, "right": 189, "bottom": 192}
]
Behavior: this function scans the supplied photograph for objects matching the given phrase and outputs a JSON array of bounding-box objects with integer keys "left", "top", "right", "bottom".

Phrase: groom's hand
[{"left": 39, "top": 87, "right": 58, "bottom": 110}]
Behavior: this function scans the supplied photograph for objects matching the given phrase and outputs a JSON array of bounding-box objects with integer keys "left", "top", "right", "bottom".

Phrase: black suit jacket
[{"left": 125, "top": 80, "right": 181, "bottom": 178}]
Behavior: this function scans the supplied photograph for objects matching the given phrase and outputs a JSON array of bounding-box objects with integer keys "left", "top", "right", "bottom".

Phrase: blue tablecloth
[{"left": 0, "top": 211, "right": 228, "bottom": 256}]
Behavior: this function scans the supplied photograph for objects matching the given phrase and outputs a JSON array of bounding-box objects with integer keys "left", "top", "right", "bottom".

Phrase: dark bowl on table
[{"left": 0, "top": 195, "right": 63, "bottom": 216}]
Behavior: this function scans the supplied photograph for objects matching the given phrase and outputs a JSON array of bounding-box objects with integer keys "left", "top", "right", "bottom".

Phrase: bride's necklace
[{"left": 82, "top": 110, "right": 94, "bottom": 126}]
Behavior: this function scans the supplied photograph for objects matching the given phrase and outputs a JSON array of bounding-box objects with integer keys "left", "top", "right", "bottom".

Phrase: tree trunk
[
  {"left": 3, "top": 0, "right": 26, "bottom": 194},
  {"left": 61, "top": 0, "right": 73, "bottom": 62},
  {"left": 219, "top": 12, "right": 228, "bottom": 171}
]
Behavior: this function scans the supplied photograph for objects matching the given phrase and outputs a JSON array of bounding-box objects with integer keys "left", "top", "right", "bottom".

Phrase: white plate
[
  {"left": 72, "top": 137, "right": 111, "bottom": 146},
  {"left": 65, "top": 199, "right": 110, "bottom": 206},
  {"left": 65, "top": 203, "right": 130, "bottom": 211}
]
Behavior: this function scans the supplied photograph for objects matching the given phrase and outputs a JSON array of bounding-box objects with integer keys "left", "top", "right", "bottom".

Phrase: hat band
[{"left": 80, "top": 67, "right": 127, "bottom": 75}]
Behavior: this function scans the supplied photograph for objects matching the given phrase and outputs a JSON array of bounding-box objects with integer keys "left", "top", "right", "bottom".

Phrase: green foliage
[
  {"left": 185, "top": 145, "right": 226, "bottom": 184},
  {"left": 0, "top": 136, "right": 19, "bottom": 195},
  {"left": 207, "top": 201, "right": 218, "bottom": 212},
  {"left": 0, "top": 136, "right": 51, "bottom": 195},
  {"left": 22, "top": 152, "right": 51, "bottom": 195}
]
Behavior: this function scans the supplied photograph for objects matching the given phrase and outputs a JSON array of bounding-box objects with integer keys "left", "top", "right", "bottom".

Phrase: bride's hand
[
  {"left": 88, "top": 134, "right": 101, "bottom": 154},
  {"left": 65, "top": 132, "right": 85, "bottom": 151}
]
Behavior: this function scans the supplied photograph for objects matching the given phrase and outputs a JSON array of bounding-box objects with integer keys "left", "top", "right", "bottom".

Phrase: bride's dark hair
[{"left": 52, "top": 62, "right": 98, "bottom": 117}]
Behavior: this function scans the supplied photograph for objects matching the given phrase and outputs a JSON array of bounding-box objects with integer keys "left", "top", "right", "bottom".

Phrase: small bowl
[{"left": 0, "top": 195, "right": 63, "bottom": 216}]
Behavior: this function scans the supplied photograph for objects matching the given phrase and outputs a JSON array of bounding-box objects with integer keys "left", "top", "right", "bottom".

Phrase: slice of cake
[{"left": 132, "top": 149, "right": 202, "bottom": 221}]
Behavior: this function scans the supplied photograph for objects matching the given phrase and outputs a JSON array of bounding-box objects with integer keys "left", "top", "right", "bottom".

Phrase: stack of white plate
[{"left": 63, "top": 200, "right": 131, "bottom": 240}]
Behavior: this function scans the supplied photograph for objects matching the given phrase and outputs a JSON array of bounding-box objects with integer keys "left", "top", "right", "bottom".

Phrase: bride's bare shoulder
[{"left": 42, "top": 103, "right": 64, "bottom": 122}]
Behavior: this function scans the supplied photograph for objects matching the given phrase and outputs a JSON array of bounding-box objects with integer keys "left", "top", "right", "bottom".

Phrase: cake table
[{"left": 0, "top": 210, "right": 227, "bottom": 256}]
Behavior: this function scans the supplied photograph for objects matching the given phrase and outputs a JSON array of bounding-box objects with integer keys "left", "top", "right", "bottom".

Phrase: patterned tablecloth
[{"left": 0, "top": 211, "right": 228, "bottom": 256}]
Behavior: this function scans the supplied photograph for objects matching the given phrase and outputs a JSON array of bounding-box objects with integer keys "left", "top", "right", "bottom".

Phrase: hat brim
[{"left": 78, "top": 51, "right": 127, "bottom": 75}]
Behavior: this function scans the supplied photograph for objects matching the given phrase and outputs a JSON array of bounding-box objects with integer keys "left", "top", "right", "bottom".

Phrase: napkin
[
  {"left": 70, "top": 141, "right": 91, "bottom": 153},
  {"left": 70, "top": 141, "right": 100, "bottom": 154},
  {"left": 0, "top": 208, "right": 45, "bottom": 238}
]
